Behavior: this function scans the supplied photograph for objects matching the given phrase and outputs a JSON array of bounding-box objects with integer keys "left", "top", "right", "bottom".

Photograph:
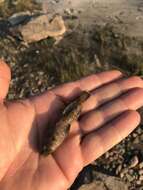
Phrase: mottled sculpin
[{"left": 41, "top": 91, "right": 90, "bottom": 156}]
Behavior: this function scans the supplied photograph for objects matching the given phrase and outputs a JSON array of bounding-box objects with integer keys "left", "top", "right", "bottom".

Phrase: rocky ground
[{"left": 0, "top": 0, "right": 143, "bottom": 189}]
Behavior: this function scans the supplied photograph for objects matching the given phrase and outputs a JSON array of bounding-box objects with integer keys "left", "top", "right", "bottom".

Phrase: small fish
[{"left": 41, "top": 91, "right": 90, "bottom": 156}]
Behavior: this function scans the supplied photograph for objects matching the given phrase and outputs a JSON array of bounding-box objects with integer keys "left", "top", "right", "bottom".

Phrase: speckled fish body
[{"left": 41, "top": 91, "right": 90, "bottom": 156}]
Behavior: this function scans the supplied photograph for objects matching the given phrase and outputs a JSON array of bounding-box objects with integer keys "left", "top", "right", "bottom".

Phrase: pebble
[
  {"left": 136, "top": 128, "right": 142, "bottom": 135},
  {"left": 116, "top": 165, "right": 122, "bottom": 176},
  {"left": 128, "top": 155, "right": 139, "bottom": 168},
  {"left": 133, "top": 137, "right": 140, "bottom": 144},
  {"left": 105, "top": 152, "right": 110, "bottom": 159},
  {"left": 120, "top": 168, "right": 128, "bottom": 178},
  {"left": 109, "top": 157, "right": 115, "bottom": 162},
  {"left": 104, "top": 165, "right": 110, "bottom": 170},
  {"left": 139, "top": 170, "right": 143, "bottom": 175},
  {"left": 138, "top": 7, "right": 143, "bottom": 12},
  {"left": 132, "top": 133, "right": 138, "bottom": 138},
  {"left": 139, "top": 162, "right": 143, "bottom": 169},
  {"left": 64, "top": 8, "right": 73, "bottom": 16},
  {"left": 122, "top": 168, "right": 128, "bottom": 174},
  {"left": 139, "top": 133, "right": 143, "bottom": 140},
  {"left": 136, "top": 180, "right": 142, "bottom": 185},
  {"left": 8, "top": 12, "right": 32, "bottom": 26},
  {"left": 120, "top": 172, "right": 124, "bottom": 178},
  {"left": 139, "top": 175, "right": 143, "bottom": 181},
  {"left": 125, "top": 174, "right": 134, "bottom": 182},
  {"left": 128, "top": 169, "right": 134, "bottom": 175},
  {"left": 123, "top": 163, "right": 127, "bottom": 168}
]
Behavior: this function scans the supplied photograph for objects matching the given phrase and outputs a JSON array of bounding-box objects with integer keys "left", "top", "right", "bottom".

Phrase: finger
[
  {"left": 80, "top": 88, "right": 143, "bottom": 133},
  {"left": 31, "top": 70, "right": 122, "bottom": 126},
  {"left": 82, "top": 76, "right": 143, "bottom": 113},
  {"left": 52, "top": 70, "right": 123, "bottom": 102},
  {"left": 0, "top": 60, "right": 11, "bottom": 102},
  {"left": 81, "top": 110, "right": 140, "bottom": 165}
]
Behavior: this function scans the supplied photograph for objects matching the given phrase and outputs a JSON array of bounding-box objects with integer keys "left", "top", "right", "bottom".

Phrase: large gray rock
[{"left": 78, "top": 171, "right": 129, "bottom": 190}]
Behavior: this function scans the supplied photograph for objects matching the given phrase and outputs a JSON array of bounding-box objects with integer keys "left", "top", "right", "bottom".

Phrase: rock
[
  {"left": 78, "top": 182, "right": 106, "bottom": 190},
  {"left": 139, "top": 162, "right": 143, "bottom": 169},
  {"left": 0, "top": 0, "right": 4, "bottom": 3},
  {"left": 139, "top": 169, "right": 143, "bottom": 175},
  {"left": 128, "top": 169, "right": 134, "bottom": 175},
  {"left": 139, "top": 175, "right": 143, "bottom": 181},
  {"left": 136, "top": 180, "right": 142, "bottom": 185},
  {"left": 78, "top": 171, "right": 129, "bottom": 190},
  {"left": 132, "top": 132, "right": 138, "bottom": 138},
  {"left": 133, "top": 136, "right": 140, "bottom": 144},
  {"left": 125, "top": 174, "right": 134, "bottom": 182},
  {"left": 115, "top": 165, "right": 122, "bottom": 176},
  {"left": 12, "top": 14, "right": 66, "bottom": 43},
  {"left": 136, "top": 128, "right": 143, "bottom": 135},
  {"left": 128, "top": 155, "right": 139, "bottom": 168},
  {"left": 119, "top": 167, "right": 129, "bottom": 178},
  {"left": 104, "top": 152, "right": 110, "bottom": 159},
  {"left": 120, "top": 172, "right": 124, "bottom": 179},
  {"left": 8, "top": 11, "right": 32, "bottom": 26}
]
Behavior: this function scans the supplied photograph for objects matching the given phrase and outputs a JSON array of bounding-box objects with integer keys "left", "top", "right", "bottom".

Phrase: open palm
[{"left": 0, "top": 60, "right": 143, "bottom": 190}]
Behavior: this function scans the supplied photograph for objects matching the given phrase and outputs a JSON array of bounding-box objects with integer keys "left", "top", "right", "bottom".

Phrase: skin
[{"left": 0, "top": 60, "right": 143, "bottom": 190}]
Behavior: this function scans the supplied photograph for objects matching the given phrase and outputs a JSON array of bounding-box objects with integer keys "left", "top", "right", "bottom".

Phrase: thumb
[{"left": 0, "top": 59, "right": 11, "bottom": 102}]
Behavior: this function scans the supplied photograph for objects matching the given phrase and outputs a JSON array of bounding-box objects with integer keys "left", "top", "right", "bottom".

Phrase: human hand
[{"left": 0, "top": 60, "right": 143, "bottom": 190}]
